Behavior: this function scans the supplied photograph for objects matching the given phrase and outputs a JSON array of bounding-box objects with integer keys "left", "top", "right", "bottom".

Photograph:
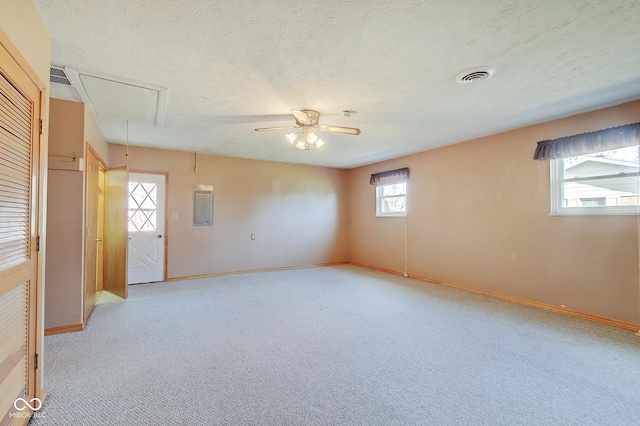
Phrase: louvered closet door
[{"left": 0, "top": 41, "right": 41, "bottom": 426}]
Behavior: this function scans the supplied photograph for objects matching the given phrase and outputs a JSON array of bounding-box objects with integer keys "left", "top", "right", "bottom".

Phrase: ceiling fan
[{"left": 254, "top": 109, "right": 360, "bottom": 150}]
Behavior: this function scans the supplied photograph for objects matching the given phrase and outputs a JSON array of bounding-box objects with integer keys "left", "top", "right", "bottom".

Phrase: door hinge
[
  {"left": 39, "top": 119, "right": 43, "bottom": 135},
  {"left": 36, "top": 236, "right": 41, "bottom": 252},
  {"left": 34, "top": 353, "right": 39, "bottom": 370}
]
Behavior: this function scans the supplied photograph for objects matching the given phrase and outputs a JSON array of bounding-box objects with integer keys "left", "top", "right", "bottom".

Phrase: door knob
[
  {"left": 157, "top": 234, "right": 163, "bottom": 238},
  {"left": 95, "top": 238, "right": 103, "bottom": 242}
]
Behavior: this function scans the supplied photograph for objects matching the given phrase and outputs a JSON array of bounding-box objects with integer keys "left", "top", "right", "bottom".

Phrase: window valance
[
  {"left": 369, "top": 167, "right": 410, "bottom": 185},
  {"left": 533, "top": 122, "right": 640, "bottom": 160}
]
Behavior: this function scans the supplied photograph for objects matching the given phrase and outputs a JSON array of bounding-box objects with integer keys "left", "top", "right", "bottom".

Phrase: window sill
[
  {"left": 550, "top": 210, "right": 640, "bottom": 216},
  {"left": 375, "top": 214, "right": 407, "bottom": 218}
]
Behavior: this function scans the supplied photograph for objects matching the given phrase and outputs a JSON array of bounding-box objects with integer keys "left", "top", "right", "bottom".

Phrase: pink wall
[
  {"left": 45, "top": 97, "right": 640, "bottom": 327},
  {"left": 84, "top": 106, "right": 109, "bottom": 165},
  {"left": 44, "top": 99, "right": 109, "bottom": 328},
  {"left": 349, "top": 100, "right": 640, "bottom": 325},
  {"left": 45, "top": 99, "right": 85, "bottom": 328},
  {"left": 109, "top": 145, "right": 349, "bottom": 279},
  {"left": 0, "top": 0, "right": 51, "bottom": 86}
]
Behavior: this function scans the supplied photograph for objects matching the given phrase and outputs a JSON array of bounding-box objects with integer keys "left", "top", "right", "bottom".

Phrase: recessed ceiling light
[{"left": 455, "top": 66, "right": 495, "bottom": 84}]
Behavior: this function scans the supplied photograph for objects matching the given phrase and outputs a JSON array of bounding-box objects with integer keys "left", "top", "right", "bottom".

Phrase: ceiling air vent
[
  {"left": 455, "top": 67, "right": 495, "bottom": 84},
  {"left": 50, "top": 66, "right": 72, "bottom": 86}
]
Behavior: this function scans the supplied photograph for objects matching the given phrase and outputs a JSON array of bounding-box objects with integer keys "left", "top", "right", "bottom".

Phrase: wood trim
[
  {"left": 349, "top": 261, "right": 405, "bottom": 278},
  {"left": 164, "top": 174, "right": 168, "bottom": 282},
  {"left": 86, "top": 142, "right": 108, "bottom": 170},
  {"left": 104, "top": 166, "right": 129, "bottom": 298},
  {"left": 130, "top": 169, "right": 169, "bottom": 176},
  {"left": 349, "top": 261, "right": 640, "bottom": 332},
  {"left": 168, "top": 261, "right": 349, "bottom": 282},
  {"left": 83, "top": 144, "right": 105, "bottom": 324},
  {"left": 44, "top": 324, "right": 84, "bottom": 336},
  {"left": 33, "top": 65, "right": 47, "bottom": 409}
]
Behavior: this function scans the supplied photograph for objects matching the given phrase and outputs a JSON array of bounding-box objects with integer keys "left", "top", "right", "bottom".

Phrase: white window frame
[
  {"left": 376, "top": 182, "right": 407, "bottom": 217},
  {"left": 550, "top": 152, "right": 640, "bottom": 216}
]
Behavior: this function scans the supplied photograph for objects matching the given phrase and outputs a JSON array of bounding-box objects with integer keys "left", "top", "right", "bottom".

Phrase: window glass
[
  {"left": 128, "top": 182, "right": 158, "bottom": 231},
  {"left": 551, "top": 145, "right": 639, "bottom": 215},
  {"left": 376, "top": 182, "right": 407, "bottom": 216}
]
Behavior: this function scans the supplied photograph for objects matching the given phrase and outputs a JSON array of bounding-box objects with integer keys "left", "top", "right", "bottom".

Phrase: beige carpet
[
  {"left": 95, "top": 291, "right": 123, "bottom": 305},
  {"left": 32, "top": 265, "right": 640, "bottom": 425}
]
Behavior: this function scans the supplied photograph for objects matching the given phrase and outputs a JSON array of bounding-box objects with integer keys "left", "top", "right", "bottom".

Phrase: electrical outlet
[
  {"left": 510, "top": 253, "right": 518, "bottom": 262},
  {"left": 251, "top": 233, "right": 255, "bottom": 240},
  {"left": 172, "top": 212, "right": 178, "bottom": 219}
]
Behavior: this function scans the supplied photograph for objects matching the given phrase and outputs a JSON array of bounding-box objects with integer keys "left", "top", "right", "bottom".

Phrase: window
[
  {"left": 551, "top": 145, "right": 639, "bottom": 215},
  {"left": 370, "top": 167, "right": 409, "bottom": 216},
  {"left": 128, "top": 182, "right": 158, "bottom": 231},
  {"left": 376, "top": 182, "right": 407, "bottom": 216}
]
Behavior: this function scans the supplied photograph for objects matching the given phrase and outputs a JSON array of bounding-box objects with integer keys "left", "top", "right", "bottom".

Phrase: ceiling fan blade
[
  {"left": 317, "top": 125, "right": 361, "bottom": 135},
  {"left": 292, "top": 110, "right": 312, "bottom": 125},
  {"left": 254, "top": 125, "right": 300, "bottom": 132},
  {"left": 213, "top": 114, "right": 293, "bottom": 124}
]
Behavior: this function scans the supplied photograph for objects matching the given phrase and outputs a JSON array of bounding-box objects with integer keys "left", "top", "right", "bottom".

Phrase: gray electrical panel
[{"left": 193, "top": 184, "right": 213, "bottom": 226}]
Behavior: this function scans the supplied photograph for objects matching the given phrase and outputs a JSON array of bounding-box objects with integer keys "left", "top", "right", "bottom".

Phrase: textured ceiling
[{"left": 34, "top": 0, "right": 640, "bottom": 169}]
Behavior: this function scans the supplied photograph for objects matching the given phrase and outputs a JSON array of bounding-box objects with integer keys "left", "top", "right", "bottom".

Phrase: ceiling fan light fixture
[
  {"left": 287, "top": 128, "right": 326, "bottom": 150},
  {"left": 256, "top": 109, "right": 360, "bottom": 151},
  {"left": 286, "top": 132, "right": 297, "bottom": 144},
  {"left": 307, "top": 131, "right": 319, "bottom": 144}
]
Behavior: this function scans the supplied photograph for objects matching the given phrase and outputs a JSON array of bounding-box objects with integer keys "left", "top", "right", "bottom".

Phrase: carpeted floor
[{"left": 31, "top": 265, "right": 640, "bottom": 425}]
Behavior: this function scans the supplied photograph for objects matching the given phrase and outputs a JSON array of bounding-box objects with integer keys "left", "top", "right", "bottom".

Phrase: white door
[{"left": 127, "top": 173, "right": 166, "bottom": 284}]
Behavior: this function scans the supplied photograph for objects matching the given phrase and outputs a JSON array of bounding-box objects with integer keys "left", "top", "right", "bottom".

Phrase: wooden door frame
[
  {"left": 83, "top": 143, "right": 108, "bottom": 323},
  {"left": 103, "top": 166, "right": 129, "bottom": 298},
  {"left": 0, "top": 27, "right": 47, "bottom": 413},
  {"left": 129, "top": 170, "right": 169, "bottom": 282},
  {"left": 97, "top": 163, "right": 105, "bottom": 293}
]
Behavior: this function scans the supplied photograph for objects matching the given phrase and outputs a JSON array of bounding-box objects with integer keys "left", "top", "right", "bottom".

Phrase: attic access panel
[{"left": 65, "top": 68, "right": 167, "bottom": 126}]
